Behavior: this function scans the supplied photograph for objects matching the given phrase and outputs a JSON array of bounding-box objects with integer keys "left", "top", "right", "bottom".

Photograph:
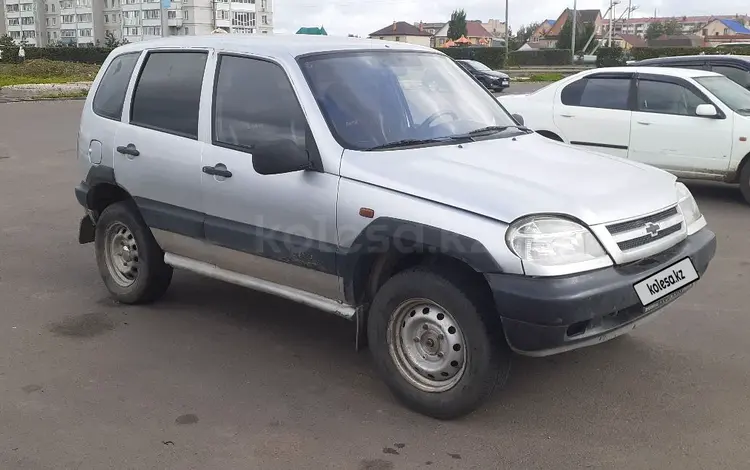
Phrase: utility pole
[
  {"left": 161, "top": 0, "right": 170, "bottom": 37},
  {"left": 504, "top": 0, "right": 509, "bottom": 57},
  {"left": 571, "top": 0, "right": 577, "bottom": 64},
  {"left": 609, "top": 0, "right": 614, "bottom": 46}
]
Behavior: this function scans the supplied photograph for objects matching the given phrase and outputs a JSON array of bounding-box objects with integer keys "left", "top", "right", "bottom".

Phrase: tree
[
  {"left": 104, "top": 30, "right": 122, "bottom": 48},
  {"left": 509, "top": 22, "right": 540, "bottom": 50},
  {"left": 662, "top": 19, "right": 682, "bottom": 35},
  {"left": 645, "top": 20, "right": 681, "bottom": 40},
  {"left": 447, "top": 9, "right": 467, "bottom": 40},
  {"left": 556, "top": 19, "right": 595, "bottom": 53}
]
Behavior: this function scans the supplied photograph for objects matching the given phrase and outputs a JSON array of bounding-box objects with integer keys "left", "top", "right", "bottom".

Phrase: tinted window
[
  {"left": 712, "top": 65, "right": 750, "bottom": 88},
  {"left": 130, "top": 51, "right": 208, "bottom": 139},
  {"left": 561, "top": 77, "right": 630, "bottom": 110},
  {"left": 213, "top": 55, "right": 306, "bottom": 152},
  {"left": 637, "top": 79, "right": 708, "bottom": 116},
  {"left": 92, "top": 52, "right": 140, "bottom": 120},
  {"left": 664, "top": 62, "right": 705, "bottom": 70}
]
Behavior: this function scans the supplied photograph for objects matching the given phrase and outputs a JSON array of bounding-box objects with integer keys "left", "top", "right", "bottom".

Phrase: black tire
[
  {"left": 740, "top": 162, "right": 750, "bottom": 205},
  {"left": 367, "top": 266, "right": 511, "bottom": 420},
  {"left": 94, "top": 200, "right": 173, "bottom": 304}
]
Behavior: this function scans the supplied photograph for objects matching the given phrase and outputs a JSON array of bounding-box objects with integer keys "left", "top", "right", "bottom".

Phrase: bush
[
  {"left": 0, "top": 44, "right": 113, "bottom": 64},
  {"left": 507, "top": 49, "right": 571, "bottom": 66},
  {"left": 630, "top": 46, "right": 750, "bottom": 61},
  {"left": 437, "top": 46, "right": 506, "bottom": 69},
  {"left": 596, "top": 47, "right": 626, "bottom": 67}
]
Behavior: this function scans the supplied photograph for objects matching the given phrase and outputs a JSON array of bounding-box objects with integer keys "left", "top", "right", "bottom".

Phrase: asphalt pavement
[{"left": 1, "top": 100, "right": 749, "bottom": 470}]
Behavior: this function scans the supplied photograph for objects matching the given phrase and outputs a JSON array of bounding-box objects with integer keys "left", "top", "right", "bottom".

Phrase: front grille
[
  {"left": 605, "top": 205, "right": 683, "bottom": 254},
  {"left": 607, "top": 206, "right": 678, "bottom": 234},
  {"left": 616, "top": 222, "right": 682, "bottom": 251}
]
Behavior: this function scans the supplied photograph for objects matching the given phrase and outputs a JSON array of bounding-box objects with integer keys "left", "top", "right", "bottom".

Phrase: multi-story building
[
  {"left": 2, "top": 0, "right": 273, "bottom": 44},
  {"left": 613, "top": 15, "right": 750, "bottom": 38}
]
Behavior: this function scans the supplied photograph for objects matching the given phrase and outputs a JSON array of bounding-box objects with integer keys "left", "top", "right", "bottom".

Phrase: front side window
[
  {"left": 299, "top": 51, "right": 517, "bottom": 150},
  {"left": 213, "top": 55, "right": 306, "bottom": 152},
  {"left": 561, "top": 76, "right": 631, "bottom": 110},
  {"left": 636, "top": 79, "right": 708, "bottom": 116},
  {"left": 93, "top": 52, "right": 140, "bottom": 120},
  {"left": 711, "top": 65, "right": 750, "bottom": 89},
  {"left": 130, "top": 51, "right": 208, "bottom": 139},
  {"left": 464, "top": 60, "right": 491, "bottom": 72},
  {"left": 695, "top": 75, "right": 750, "bottom": 116}
]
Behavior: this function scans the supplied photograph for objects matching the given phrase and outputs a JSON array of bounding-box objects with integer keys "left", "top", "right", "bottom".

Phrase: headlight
[
  {"left": 506, "top": 216, "right": 609, "bottom": 271},
  {"left": 676, "top": 182, "right": 702, "bottom": 227}
]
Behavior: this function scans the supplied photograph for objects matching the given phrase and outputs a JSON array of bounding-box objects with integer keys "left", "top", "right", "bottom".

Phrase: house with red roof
[
  {"left": 369, "top": 21, "right": 433, "bottom": 47},
  {"left": 433, "top": 20, "right": 494, "bottom": 47}
]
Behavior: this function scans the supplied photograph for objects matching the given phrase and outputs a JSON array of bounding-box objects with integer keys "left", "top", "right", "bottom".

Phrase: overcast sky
[{"left": 274, "top": 0, "right": 749, "bottom": 37}]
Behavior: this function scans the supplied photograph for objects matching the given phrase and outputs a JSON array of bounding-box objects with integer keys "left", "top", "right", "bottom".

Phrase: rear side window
[
  {"left": 130, "top": 51, "right": 208, "bottom": 139},
  {"left": 212, "top": 55, "right": 307, "bottom": 152},
  {"left": 712, "top": 65, "right": 750, "bottom": 89},
  {"left": 561, "top": 77, "right": 631, "bottom": 110},
  {"left": 92, "top": 52, "right": 140, "bottom": 120}
]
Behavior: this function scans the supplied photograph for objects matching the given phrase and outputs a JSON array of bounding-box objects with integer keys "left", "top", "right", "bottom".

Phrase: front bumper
[{"left": 486, "top": 228, "right": 716, "bottom": 357}]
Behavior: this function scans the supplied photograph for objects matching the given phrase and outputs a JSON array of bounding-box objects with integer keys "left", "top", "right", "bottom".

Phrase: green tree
[
  {"left": 662, "top": 19, "right": 682, "bottom": 35},
  {"left": 509, "top": 22, "right": 540, "bottom": 50},
  {"left": 104, "top": 30, "right": 122, "bottom": 48},
  {"left": 556, "top": 19, "right": 595, "bottom": 53},
  {"left": 447, "top": 9, "right": 467, "bottom": 40},
  {"left": 646, "top": 22, "right": 665, "bottom": 40}
]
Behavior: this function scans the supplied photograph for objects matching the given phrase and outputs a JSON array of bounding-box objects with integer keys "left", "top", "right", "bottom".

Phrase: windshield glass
[
  {"left": 464, "top": 60, "right": 491, "bottom": 72},
  {"left": 299, "top": 51, "right": 517, "bottom": 150},
  {"left": 695, "top": 75, "right": 750, "bottom": 116}
]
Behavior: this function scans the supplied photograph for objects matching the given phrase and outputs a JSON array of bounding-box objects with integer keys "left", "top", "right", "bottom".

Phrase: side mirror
[
  {"left": 695, "top": 104, "right": 718, "bottom": 118},
  {"left": 512, "top": 113, "right": 525, "bottom": 126},
  {"left": 252, "top": 139, "right": 312, "bottom": 175}
]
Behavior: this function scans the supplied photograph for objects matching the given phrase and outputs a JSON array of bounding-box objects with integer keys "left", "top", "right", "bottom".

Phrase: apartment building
[
  {"left": 2, "top": 0, "right": 273, "bottom": 45},
  {"left": 613, "top": 15, "right": 750, "bottom": 38}
]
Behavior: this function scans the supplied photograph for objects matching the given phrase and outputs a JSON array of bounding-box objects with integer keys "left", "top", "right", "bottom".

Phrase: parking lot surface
[{"left": 1, "top": 100, "right": 749, "bottom": 470}]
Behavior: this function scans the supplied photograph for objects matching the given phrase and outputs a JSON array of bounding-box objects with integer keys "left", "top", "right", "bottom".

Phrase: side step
[{"left": 164, "top": 253, "right": 357, "bottom": 320}]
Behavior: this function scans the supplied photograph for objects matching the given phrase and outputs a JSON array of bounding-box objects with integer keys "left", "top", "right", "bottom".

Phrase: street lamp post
[
  {"left": 571, "top": 0, "right": 577, "bottom": 64},
  {"left": 161, "top": 0, "right": 170, "bottom": 37},
  {"left": 504, "top": 0, "right": 509, "bottom": 57}
]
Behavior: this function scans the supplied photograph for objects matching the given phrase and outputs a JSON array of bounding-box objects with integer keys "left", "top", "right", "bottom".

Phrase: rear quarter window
[{"left": 92, "top": 52, "right": 140, "bottom": 121}]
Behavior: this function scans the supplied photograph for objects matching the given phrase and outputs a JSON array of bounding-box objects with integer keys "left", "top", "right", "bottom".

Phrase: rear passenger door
[
  {"left": 553, "top": 72, "right": 633, "bottom": 158},
  {"left": 114, "top": 49, "right": 210, "bottom": 254},
  {"left": 201, "top": 54, "right": 342, "bottom": 301}
]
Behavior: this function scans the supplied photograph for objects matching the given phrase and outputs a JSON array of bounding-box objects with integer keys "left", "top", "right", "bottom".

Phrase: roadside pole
[
  {"left": 571, "top": 0, "right": 577, "bottom": 64},
  {"left": 504, "top": 0, "right": 509, "bottom": 59},
  {"left": 161, "top": 0, "right": 170, "bottom": 37}
]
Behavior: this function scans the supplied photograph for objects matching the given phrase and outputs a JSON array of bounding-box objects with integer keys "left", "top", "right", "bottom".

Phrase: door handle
[
  {"left": 637, "top": 121, "right": 652, "bottom": 126},
  {"left": 116, "top": 143, "right": 140, "bottom": 157},
  {"left": 559, "top": 114, "right": 574, "bottom": 118},
  {"left": 202, "top": 165, "right": 233, "bottom": 178}
]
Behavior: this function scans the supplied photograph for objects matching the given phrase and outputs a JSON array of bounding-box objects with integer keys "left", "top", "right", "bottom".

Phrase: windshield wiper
[
  {"left": 467, "top": 125, "right": 532, "bottom": 136},
  {"left": 366, "top": 136, "right": 470, "bottom": 150}
]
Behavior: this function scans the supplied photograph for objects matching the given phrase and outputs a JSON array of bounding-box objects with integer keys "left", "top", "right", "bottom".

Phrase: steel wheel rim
[
  {"left": 387, "top": 298, "right": 468, "bottom": 393},
  {"left": 104, "top": 222, "right": 140, "bottom": 288}
]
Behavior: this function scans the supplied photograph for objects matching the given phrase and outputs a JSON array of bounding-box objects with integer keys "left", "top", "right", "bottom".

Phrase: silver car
[{"left": 74, "top": 36, "right": 717, "bottom": 419}]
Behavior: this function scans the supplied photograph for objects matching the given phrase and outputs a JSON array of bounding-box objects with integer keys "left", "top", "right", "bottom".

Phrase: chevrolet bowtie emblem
[{"left": 645, "top": 222, "right": 660, "bottom": 237}]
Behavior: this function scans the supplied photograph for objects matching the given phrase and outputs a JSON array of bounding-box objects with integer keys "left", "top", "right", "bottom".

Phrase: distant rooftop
[{"left": 296, "top": 26, "right": 327, "bottom": 35}]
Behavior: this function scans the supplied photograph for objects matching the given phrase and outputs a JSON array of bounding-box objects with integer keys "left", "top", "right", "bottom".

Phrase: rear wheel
[
  {"left": 740, "top": 161, "right": 750, "bottom": 205},
  {"left": 368, "top": 266, "right": 511, "bottom": 420},
  {"left": 95, "top": 200, "right": 172, "bottom": 304}
]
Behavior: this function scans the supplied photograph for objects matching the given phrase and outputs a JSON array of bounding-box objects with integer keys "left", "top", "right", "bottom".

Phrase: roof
[
  {"left": 616, "top": 34, "right": 647, "bottom": 47},
  {"left": 296, "top": 26, "right": 327, "bottom": 35},
  {"left": 575, "top": 9, "right": 602, "bottom": 24},
  {"left": 546, "top": 19, "right": 555, "bottom": 26},
  {"left": 547, "top": 9, "right": 601, "bottom": 37},
  {"left": 434, "top": 20, "right": 493, "bottom": 38},
  {"left": 649, "top": 34, "right": 704, "bottom": 47},
  {"left": 719, "top": 19, "right": 750, "bottom": 34},
  {"left": 370, "top": 21, "right": 431, "bottom": 37},
  {"left": 582, "top": 66, "right": 719, "bottom": 79},
  {"left": 636, "top": 54, "right": 750, "bottom": 65},
  {"left": 110, "top": 35, "right": 437, "bottom": 59}
]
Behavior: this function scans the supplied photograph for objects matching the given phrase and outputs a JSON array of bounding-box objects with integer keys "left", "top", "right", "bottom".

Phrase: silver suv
[{"left": 75, "top": 36, "right": 717, "bottom": 419}]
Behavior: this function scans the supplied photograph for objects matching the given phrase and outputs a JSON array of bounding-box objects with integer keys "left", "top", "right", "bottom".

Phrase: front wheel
[
  {"left": 367, "top": 267, "right": 511, "bottom": 420},
  {"left": 740, "top": 162, "right": 750, "bottom": 205}
]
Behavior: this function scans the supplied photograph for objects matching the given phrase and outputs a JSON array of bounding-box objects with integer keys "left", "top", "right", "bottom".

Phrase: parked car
[
  {"left": 633, "top": 55, "right": 750, "bottom": 90},
  {"left": 498, "top": 66, "right": 750, "bottom": 204},
  {"left": 456, "top": 59, "right": 511, "bottom": 92},
  {"left": 75, "top": 37, "right": 716, "bottom": 420}
]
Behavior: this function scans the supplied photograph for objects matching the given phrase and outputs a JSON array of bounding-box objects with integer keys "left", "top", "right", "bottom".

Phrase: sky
[{"left": 273, "top": 0, "right": 749, "bottom": 37}]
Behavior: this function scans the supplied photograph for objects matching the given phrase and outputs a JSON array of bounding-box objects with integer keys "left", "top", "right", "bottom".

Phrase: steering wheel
[{"left": 419, "top": 110, "right": 459, "bottom": 130}]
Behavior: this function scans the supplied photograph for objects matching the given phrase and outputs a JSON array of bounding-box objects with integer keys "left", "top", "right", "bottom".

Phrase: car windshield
[
  {"left": 695, "top": 75, "right": 750, "bottom": 116},
  {"left": 298, "top": 51, "right": 518, "bottom": 150},
  {"left": 464, "top": 60, "right": 492, "bottom": 72}
]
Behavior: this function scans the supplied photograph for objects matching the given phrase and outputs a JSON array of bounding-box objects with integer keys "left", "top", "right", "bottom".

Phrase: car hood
[{"left": 340, "top": 133, "right": 678, "bottom": 226}]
